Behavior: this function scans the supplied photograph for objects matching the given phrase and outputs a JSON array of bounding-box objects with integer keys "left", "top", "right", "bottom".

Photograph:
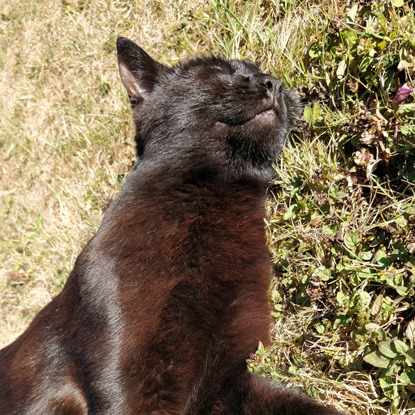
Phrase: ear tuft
[{"left": 116, "top": 37, "right": 168, "bottom": 103}]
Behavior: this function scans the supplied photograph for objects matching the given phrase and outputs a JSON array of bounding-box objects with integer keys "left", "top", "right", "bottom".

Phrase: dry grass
[{"left": 0, "top": 0, "right": 196, "bottom": 346}]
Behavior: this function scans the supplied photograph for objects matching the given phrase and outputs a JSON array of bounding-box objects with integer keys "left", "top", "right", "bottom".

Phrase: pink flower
[{"left": 391, "top": 85, "right": 414, "bottom": 104}]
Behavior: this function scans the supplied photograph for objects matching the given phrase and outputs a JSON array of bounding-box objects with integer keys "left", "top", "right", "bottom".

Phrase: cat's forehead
[
  {"left": 176, "top": 56, "right": 263, "bottom": 76},
  {"left": 229, "top": 59, "right": 262, "bottom": 75}
]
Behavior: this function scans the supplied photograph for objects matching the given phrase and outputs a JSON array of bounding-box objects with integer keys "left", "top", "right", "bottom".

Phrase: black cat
[{"left": 0, "top": 38, "right": 342, "bottom": 415}]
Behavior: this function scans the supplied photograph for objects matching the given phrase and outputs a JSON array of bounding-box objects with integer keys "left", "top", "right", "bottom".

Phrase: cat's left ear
[{"left": 117, "top": 37, "right": 169, "bottom": 104}]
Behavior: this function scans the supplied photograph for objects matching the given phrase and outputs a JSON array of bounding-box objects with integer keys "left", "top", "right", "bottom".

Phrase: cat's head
[{"left": 117, "top": 37, "right": 300, "bottom": 181}]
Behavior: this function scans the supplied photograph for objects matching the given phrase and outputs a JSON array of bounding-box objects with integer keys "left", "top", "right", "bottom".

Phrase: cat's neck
[{"left": 130, "top": 151, "right": 274, "bottom": 188}]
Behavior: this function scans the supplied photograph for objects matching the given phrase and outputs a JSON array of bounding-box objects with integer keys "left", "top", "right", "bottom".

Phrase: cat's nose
[{"left": 253, "top": 74, "right": 279, "bottom": 91}]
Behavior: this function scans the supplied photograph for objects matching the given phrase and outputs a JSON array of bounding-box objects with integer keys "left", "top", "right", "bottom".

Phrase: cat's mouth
[{"left": 215, "top": 105, "right": 279, "bottom": 128}]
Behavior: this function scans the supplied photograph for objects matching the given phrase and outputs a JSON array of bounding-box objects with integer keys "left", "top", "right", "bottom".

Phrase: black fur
[{"left": 0, "top": 38, "right": 342, "bottom": 415}]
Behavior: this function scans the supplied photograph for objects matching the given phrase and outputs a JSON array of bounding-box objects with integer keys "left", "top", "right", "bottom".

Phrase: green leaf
[
  {"left": 334, "top": 315, "right": 351, "bottom": 329},
  {"left": 309, "top": 46, "right": 322, "bottom": 58},
  {"left": 303, "top": 104, "right": 321, "bottom": 125},
  {"left": 404, "top": 205, "right": 415, "bottom": 215},
  {"left": 363, "top": 350, "right": 390, "bottom": 368},
  {"left": 393, "top": 339, "right": 409, "bottom": 355},
  {"left": 375, "top": 249, "right": 392, "bottom": 267},
  {"left": 391, "top": 0, "right": 404, "bottom": 7},
  {"left": 323, "top": 225, "right": 338, "bottom": 235},
  {"left": 398, "top": 103, "right": 415, "bottom": 114},
  {"left": 365, "top": 323, "right": 381, "bottom": 331},
  {"left": 379, "top": 376, "right": 397, "bottom": 400},
  {"left": 371, "top": 293, "right": 383, "bottom": 316},
  {"left": 400, "top": 125, "right": 410, "bottom": 135},
  {"left": 283, "top": 204, "right": 299, "bottom": 220},
  {"left": 315, "top": 323, "right": 326, "bottom": 334},
  {"left": 405, "top": 349, "right": 415, "bottom": 365},
  {"left": 358, "top": 268, "right": 374, "bottom": 279},
  {"left": 312, "top": 102, "right": 321, "bottom": 123},
  {"left": 318, "top": 268, "right": 331, "bottom": 281},
  {"left": 303, "top": 105, "right": 312, "bottom": 123},
  {"left": 337, "top": 291, "right": 348, "bottom": 306},
  {"left": 378, "top": 341, "right": 398, "bottom": 359},
  {"left": 377, "top": 40, "right": 387, "bottom": 51},
  {"left": 344, "top": 231, "right": 360, "bottom": 251},
  {"left": 383, "top": 360, "right": 401, "bottom": 376},
  {"left": 360, "top": 290, "right": 371, "bottom": 308},
  {"left": 349, "top": 292, "right": 360, "bottom": 309},
  {"left": 342, "top": 28, "right": 358, "bottom": 45},
  {"left": 395, "top": 215, "right": 407, "bottom": 228},
  {"left": 360, "top": 251, "right": 373, "bottom": 261},
  {"left": 395, "top": 286, "right": 408, "bottom": 296},
  {"left": 401, "top": 368, "right": 415, "bottom": 385},
  {"left": 256, "top": 341, "right": 265, "bottom": 357}
]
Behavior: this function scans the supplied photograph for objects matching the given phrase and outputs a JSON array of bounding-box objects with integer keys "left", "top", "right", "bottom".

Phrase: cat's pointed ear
[{"left": 117, "top": 37, "right": 168, "bottom": 104}]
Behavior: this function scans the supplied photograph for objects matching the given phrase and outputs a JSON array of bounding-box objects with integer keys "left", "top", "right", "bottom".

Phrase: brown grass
[{"left": 0, "top": 0, "right": 191, "bottom": 346}]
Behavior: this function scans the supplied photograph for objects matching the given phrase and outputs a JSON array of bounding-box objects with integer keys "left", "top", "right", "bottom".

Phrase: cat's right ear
[{"left": 117, "top": 38, "right": 168, "bottom": 104}]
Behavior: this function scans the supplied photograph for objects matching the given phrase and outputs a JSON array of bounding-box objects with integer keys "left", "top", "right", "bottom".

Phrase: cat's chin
[{"left": 244, "top": 108, "right": 277, "bottom": 127}]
